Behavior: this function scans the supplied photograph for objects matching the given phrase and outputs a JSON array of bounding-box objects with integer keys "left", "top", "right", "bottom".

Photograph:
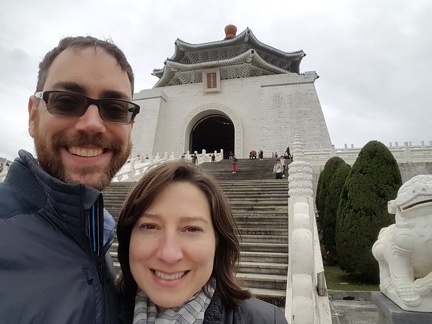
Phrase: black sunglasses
[{"left": 35, "top": 90, "right": 140, "bottom": 125}]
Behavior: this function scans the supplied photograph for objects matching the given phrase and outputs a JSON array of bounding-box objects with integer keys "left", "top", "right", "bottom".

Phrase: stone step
[
  {"left": 240, "top": 251, "right": 288, "bottom": 263},
  {"left": 236, "top": 223, "right": 287, "bottom": 228},
  {"left": 240, "top": 235, "right": 288, "bottom": 244},
  {"left": 248, "top": 288, "right": 286, "bottom": 308},
  {"left": 238, "top": 228, "right": 288, "bottom": 236},
  {"left": 237, "top": 273, "right": 287, "bottom": 291},
  {"left": 238, "top": 261, "right": 288, "bottom": 275},
  {"left": 240, "top": 242, "right": 288, "bottom": 253},
  {"left": 235, "top": 218, "right": 288, "bottom": 223}
]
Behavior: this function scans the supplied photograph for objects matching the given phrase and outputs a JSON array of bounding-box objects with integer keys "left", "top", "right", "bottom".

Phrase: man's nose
[{"left": 75, "top": 104, "right": 106, "bottom": 134}]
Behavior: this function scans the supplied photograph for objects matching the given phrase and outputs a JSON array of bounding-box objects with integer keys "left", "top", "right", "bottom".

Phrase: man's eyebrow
[
  {"left": 51, "top": 81, "right": 85, "bottom": 94},
  {"left": 50, "top": 81, "right": 130, "bottom": 100},
  {"left": 101, "top": 90, "right": 130, "bottom": 100}
]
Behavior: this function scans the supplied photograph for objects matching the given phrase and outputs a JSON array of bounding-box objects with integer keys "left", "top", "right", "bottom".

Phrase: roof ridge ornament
[{"left": 224, "top": 24, "right": 237, "bottom": 40}]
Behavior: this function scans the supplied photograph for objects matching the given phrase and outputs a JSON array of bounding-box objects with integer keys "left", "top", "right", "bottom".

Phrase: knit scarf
[{"left": 132, "top": 285, "right": 215, "bottom": 324}]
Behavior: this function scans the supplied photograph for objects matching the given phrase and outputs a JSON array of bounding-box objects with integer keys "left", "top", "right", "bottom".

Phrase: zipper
[{"left": 88, "top": 194, "right": 107, "bottom": 323}]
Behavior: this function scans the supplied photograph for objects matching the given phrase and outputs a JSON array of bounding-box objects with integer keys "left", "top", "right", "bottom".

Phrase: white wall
[{"left": 131, "top": 71, "right": 332, "bottom": 159}]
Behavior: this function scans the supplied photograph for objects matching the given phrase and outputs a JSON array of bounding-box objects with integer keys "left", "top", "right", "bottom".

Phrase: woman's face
[{"left": 129, "top": 181, "right": 216, "bottom": 310}]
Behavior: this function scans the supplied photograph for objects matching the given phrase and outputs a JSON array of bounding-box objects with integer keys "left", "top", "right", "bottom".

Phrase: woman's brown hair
[{"left": 116, "top": 159, "right": 251, "bottom": 307}]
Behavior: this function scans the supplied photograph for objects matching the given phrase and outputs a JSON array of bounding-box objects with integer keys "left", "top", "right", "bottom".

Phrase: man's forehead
[
  {"left": 52, "top": 46, "right": 115, "bottom": 64},
  {"left": 43, "top": 47, "right": 132, "bottom": 97}
]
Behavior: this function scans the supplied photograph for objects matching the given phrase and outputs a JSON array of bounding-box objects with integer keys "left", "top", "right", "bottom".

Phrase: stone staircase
[
  {"left": 200, "top": 157, "right": 286, "bottom": 180},
  {"left": 103, "top": 158, "right": 289, "bottom": 307}
]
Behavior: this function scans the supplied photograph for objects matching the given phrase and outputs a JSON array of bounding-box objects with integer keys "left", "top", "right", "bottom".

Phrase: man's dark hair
[{"left": 36, "top": 36, "right": 135, "bottom": 94}]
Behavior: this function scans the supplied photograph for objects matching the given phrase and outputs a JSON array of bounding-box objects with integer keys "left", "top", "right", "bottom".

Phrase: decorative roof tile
[{"left": 152, "top": 27, "right": 306, "bottom": 87}]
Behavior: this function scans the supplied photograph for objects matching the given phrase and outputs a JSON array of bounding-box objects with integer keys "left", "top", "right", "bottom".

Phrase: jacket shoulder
[
  {"left": 0, "top": 183, "right": 39, "bottom": 218},
  {"left": 240, "top": 298, "right": 288, "bottom": 324}
]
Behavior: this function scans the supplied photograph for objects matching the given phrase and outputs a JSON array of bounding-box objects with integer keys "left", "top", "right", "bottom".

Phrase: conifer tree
[
  {"left": 316, "top": 157, "right": 345, "bottom": 227},
  {"left": 323, "top": 162, "right": 351, "bottom": 264},
  {"left": 336, "top": 140, "right": 401, "bottom": 282}
]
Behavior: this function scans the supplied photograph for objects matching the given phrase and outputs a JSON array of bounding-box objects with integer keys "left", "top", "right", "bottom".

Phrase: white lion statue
[{"left": 372, "top": 174, "right": 432, "bottom": 312}]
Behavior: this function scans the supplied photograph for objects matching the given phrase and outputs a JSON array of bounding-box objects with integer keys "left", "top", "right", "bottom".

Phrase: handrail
[{"left": 286, "top": 134, "right": 331, "bottom": 323}]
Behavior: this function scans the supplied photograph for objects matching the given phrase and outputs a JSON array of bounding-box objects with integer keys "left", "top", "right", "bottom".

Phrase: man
[{"left": 0, "top": 36, "right": 140, "bottom": 323}]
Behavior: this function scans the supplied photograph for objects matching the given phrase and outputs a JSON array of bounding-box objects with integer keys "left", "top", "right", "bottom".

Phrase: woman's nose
[{"left": 157, "top": 234, "right": 183, "bottom": 263}]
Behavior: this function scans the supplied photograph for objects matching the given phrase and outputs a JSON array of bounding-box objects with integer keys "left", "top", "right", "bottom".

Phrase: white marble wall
[{"left": 131, "top": 71, "right": 332, "bottom": 159}]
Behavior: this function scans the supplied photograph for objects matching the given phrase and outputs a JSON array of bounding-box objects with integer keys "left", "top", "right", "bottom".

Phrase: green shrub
[
  {"left": 335, "top": 140, "right": 401, "bottom": 283},
  {"left": 316, "top": 157, "right": 345, "bottom": 224},
  {"left": 323, "top": 162, "right": 351, "bottom": 265}
]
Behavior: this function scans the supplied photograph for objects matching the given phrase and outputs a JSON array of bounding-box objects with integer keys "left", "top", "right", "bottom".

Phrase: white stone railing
[
  {"left": 0, "top": 165, "right": 10, "bottom": 183},
  {"left": 286, "top": 134, "right": 331, "bottom": 324},
  {"left": 303, "top": 141, "right": 432, "bottom": 166},
  {"left": 112, "top": 149, "right": 224, "bottom": 182}
]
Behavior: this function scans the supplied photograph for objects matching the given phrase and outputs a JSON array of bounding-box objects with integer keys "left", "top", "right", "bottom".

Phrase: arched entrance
[{"left": 190, "top": 115, "right": 234, "bottom": 159}]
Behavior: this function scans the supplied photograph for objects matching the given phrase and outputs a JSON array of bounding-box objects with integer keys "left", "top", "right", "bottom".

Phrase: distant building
[{"left": 132, "top": 25, "right": 332, "bottom": 159}]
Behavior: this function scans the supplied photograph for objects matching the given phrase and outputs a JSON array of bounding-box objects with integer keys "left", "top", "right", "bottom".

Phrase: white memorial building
[{"left": 131, "top": 25, "right": 332, "bottom": 159}]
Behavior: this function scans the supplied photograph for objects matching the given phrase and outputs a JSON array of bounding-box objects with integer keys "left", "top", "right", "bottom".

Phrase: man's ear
[{"left": 28, "top": 95, "right": 38, "bottom": 138}]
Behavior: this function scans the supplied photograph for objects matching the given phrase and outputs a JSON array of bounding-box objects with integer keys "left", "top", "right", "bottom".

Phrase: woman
[{"left": 116, "top": 160, "right": 287, "bottom": 323}]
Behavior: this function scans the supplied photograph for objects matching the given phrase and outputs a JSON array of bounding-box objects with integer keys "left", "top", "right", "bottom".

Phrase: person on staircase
[
  {"left": 273, "top": 159, "right": 284, "bottom": 179},
  {"left": 232, "top": 155, "right": 238, "bottom": 174},
  {"left": 0, "top": 36, "right": 140, "bottom": 323},
  {"left": 115, "top": 160, "right": 288, "bottom": 324},
  {"left": 279, "top": 155, "right": 286, "bottom": 178}
]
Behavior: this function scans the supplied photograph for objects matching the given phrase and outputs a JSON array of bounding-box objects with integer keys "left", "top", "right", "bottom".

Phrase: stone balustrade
[
  {"left": 111, "top": 149, "right": 224, "bottom": 182},
  {"left": 303, "top": 141, "right": 432, "bottom": 166},
  {"left": 286, "top": 134, "right": 331, "bottom": 323}
]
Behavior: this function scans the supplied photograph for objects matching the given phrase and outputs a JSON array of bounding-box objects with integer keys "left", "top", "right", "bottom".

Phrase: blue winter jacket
[{"left": 0, "top": 150, "right": 119, "bottom": 324}]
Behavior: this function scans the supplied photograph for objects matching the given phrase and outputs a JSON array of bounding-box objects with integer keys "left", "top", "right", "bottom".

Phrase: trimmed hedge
[
  {"left": 322, "top": 162, "right": 351, "bottom": 265},
  {"left": 335, "top": 140, "right": 401, "bottom": 283},
  {"left": 316, "top": 157, "right": 345, "bottom": 224}
]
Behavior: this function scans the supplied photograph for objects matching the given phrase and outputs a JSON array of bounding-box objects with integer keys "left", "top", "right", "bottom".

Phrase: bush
[
  {"left": 322, "top": 162, "right": 351, "bottom": 265},
  {"left": 335, "top": 141, "right": 401, "bottom": 283},
  {"left": 316, "top": 157, "right": 345, "bottom": 224}
]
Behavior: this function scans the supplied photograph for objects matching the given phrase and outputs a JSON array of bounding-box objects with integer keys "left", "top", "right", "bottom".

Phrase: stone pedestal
[{"left": 371, "top": 291, "right": 432, "bottom": 324}]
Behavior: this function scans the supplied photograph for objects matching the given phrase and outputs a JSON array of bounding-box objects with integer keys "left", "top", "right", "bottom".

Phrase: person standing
[
  {"left": 279, "top": 155, "right": 286, "bottom": 178},
  {"left": 192, "top": 153, "right": 198, "bottom": 165},
  {"left": 0, "top": 36, "right": 140, "bottom": 323},
  {"left": 273, "top": 159, "right": 283, "bottom": 179},
  {"left": 115, "top": 160, "right": 288, "bottom": 323},
  {"left": 232, "top": 155, "right": 238, "bottom": 173}
]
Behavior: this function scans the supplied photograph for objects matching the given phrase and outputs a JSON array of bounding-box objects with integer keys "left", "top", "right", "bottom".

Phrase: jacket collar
[{"left": 8, "top": 150, "right": 105, "bottom": 253}]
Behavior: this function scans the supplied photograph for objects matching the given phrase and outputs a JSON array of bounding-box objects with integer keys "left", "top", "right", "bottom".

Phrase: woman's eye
[
  {"left": 186, "top": 226, "right": 202, "bottom": 233},
  {"left": 139, "top": 223, "right": 156, "bottom": 230}
]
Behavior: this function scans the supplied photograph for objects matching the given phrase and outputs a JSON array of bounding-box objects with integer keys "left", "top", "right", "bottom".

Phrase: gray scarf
[{"left": 132, "top": 285, "right": 215, "bottom": 324}]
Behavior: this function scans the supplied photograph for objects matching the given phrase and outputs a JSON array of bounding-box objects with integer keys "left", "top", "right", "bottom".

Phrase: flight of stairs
[{"left": 103, "top": 158, "right": 289, "bottom": 307}]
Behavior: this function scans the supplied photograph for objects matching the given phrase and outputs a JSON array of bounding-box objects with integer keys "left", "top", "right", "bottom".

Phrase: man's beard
[{"left": 33, "top": 127, "right": 131, "bottom": 191}]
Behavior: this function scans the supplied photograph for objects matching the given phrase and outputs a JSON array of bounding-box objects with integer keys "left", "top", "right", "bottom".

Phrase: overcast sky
[{"left": 1, "top": 0, "right": 431, "bottom": 161}]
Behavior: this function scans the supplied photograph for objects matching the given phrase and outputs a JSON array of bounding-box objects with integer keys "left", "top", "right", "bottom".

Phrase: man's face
[{"left": 28, "top": 47, "right": 134, "bottom": 191}]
